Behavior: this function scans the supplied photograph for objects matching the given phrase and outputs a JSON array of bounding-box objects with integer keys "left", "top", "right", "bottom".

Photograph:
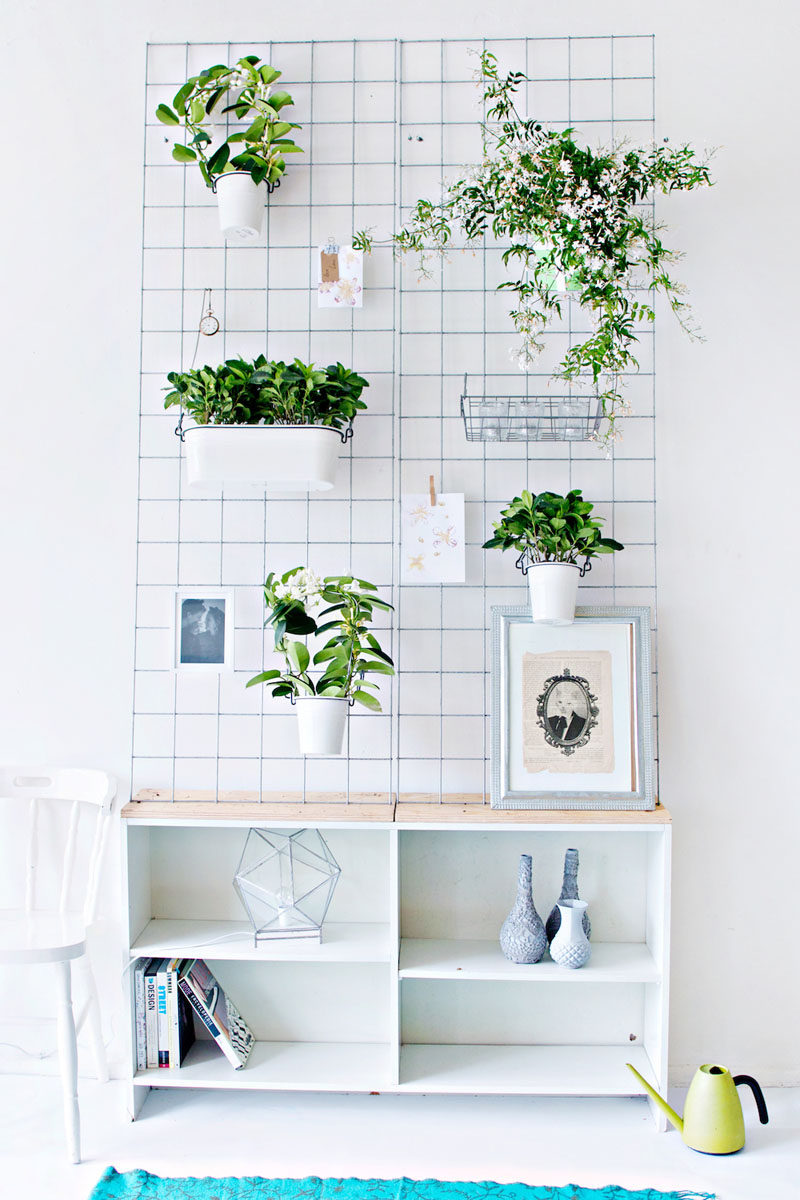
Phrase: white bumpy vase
[
  {"left": 527, "top": 561, "right": 580, "bottom": 625},
  {"left": 295, "top": 697, "right": 349, "bottom": 756},
  {"left": 215, "top": 172, "right": 265, "bottom": 240},
  {"left": 549, "top": 899, "right": 592, "bottom": 969}
]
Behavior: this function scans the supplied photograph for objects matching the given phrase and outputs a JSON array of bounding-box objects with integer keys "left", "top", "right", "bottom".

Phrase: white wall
[{"left": 1, "top": 0, "right": 798, "bottom": 1084}]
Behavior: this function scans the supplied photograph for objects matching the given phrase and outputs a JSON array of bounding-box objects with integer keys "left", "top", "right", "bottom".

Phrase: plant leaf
[
  {"left": 172, "top": 144, "right": 197, "bottom": 163},
  {"left": 155, "top": 104, "right": 180, "bottom": 125},
  {"left": 246, "top": 669, "right": 281, "bottom": 688}
]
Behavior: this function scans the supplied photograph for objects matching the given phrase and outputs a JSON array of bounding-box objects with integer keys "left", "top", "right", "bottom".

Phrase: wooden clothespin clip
[{"left": 429, "top": 475, "right": 437, "bottom": 507}]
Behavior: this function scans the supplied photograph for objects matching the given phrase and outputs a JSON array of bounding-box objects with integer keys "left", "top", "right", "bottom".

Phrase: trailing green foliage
[
  {"left": 355, "top": 51, "right": 712, "bottom": 446},
  {"left": 163, "top": 356, "right": 369, "bottom": 431},
  {"left": 483, "top": 489, "right": 624, "bottom": 570},
  {"left": 246, "top": 569, "right": 395, "bottom": 710},
  {"left": 155, "top": 54, "right": 302, "bottom": 189}
]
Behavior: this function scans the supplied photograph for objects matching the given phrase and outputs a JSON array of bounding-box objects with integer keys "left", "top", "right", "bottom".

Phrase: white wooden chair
[{"left": 0, "top": 766, "right": 116, "bottom": 1163}]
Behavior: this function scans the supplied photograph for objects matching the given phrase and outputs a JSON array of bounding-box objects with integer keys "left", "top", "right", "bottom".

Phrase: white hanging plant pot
[
  {"left": 295, "top": 696, "right": 349, "bottom": 757},
  {"left": 215, "top": 172, "right": 265, "bottom": 240},
  {"left": 527, "top": 561, "right": 580, "bottom": 625},
  {"left": 183, "top": 424, "right": 345, "bottom": 491}
]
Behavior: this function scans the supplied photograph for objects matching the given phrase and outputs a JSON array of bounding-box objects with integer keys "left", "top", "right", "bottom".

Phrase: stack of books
[{"left": 133, "top": 958, "right": 254, "bottom": 1071}]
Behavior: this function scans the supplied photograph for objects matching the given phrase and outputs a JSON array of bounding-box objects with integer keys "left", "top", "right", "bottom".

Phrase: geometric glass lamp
[{"left": 233, "top": 828, "right": 341, "bottom": 944}]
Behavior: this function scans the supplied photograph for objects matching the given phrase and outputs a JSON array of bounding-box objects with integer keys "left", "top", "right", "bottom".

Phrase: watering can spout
[{"left": 626, "top": 1063, "right": 684, "bottom": 1132}]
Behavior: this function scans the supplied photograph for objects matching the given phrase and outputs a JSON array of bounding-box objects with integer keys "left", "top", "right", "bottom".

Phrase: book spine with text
[
  {"left": 156, "top": 960, "right": 170, "bottom": 1067},
  {"left": 133, "top": 958, "right": 149, "bottom": 1071},
  {"left": 167, "top": 957, "right": 182, "bottom": 1069},
  {"left": 144, "top": 960, "right": 160, "bottom": 1069},
  {"left": 177, "top": 973, "right": 246, "bottom": 1068},
  {"left": 178, "top": 977, "right": 223, "bottom": 1038}
]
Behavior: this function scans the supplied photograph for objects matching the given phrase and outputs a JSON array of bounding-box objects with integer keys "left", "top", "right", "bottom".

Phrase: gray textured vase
[
  {"left": 499, "top": 854, "right": 547, "bottom": 964},
  {"left": 546, "top": 847, "right": 591, "bottom": 943}
]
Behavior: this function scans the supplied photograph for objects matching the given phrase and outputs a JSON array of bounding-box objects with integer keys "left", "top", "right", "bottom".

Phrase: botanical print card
[
  {"left": 401, "top": 493, "right": 466, "bottom": 584},
  {"left": 317, "top": 243, "right": 363, "bottom": 308}
]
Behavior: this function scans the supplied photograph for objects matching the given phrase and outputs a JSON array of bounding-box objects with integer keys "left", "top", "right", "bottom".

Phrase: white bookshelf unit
[{"left": 122, "top": 796, "right": 671, "bottom": 1126}]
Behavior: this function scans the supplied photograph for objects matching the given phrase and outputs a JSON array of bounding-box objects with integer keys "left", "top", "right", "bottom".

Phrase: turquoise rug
[{"left": 90, "top": 1171, "right": 715, "bottom": 1200}]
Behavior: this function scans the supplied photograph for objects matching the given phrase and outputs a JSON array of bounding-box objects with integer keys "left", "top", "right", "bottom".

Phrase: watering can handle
[{"left": 733, "top": 1074, "right": 769, "bottom": 1124}]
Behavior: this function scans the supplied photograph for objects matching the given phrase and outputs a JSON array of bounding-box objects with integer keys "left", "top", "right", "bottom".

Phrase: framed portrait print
[
  {"left": 490, "top": 606, "right": 655, "bottom": 810},
  {"left": 175, "top": 591, "right": 234, "bottom": 671}
]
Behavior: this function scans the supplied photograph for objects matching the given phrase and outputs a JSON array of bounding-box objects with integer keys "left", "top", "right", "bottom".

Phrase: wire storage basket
[{"left": 460, "top": 375, "right": 603, "bottom": 443}]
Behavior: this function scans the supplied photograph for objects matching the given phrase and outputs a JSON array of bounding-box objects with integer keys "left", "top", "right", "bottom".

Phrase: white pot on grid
[
  {"left": 295, "top": 697, "right": 349, "bottom": 756},
  {"left": 527, "top": 561, "right": 581, "bottom": 625},
  {"left": 183, "top": 424, "right": 344, "bottom": 491},
  {"left": 215, "top": 172, "right": 265, "bottom": 240}
]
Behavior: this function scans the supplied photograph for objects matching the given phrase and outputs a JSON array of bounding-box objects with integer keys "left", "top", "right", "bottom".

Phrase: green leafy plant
[
  {"left": 483, "top": 489, "right": 623, "bottom": 573},
  {"left": 155, "top": 54, "right": 302, "bottom": 189},
  {"left": 355, "top": 51, "right": 712, "bottom": 446},
  {"left": 163, "top": 356, "right": 369, "bottom": 431},
  {"left": 246, "top": 569, "right": 394, "bottom": 711}
]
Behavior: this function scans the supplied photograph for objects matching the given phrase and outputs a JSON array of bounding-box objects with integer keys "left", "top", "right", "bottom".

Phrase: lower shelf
[
  {"left": 134, "top": 1039, "right": 392, "bottom": 1092},
  {"left": 134, "top": 1038, "right": 655, "bottom": 1098},
  {"left": 399, "top": 1043, "right": 655, "bottom": 1096}
]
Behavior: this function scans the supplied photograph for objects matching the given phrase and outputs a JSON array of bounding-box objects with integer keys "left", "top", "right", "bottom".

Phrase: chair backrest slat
[
  {"left": 0, "top": 767, "right": 116, "bottom": 922},
  {"left": 59, "top": 800, "right": 81, "bottom": 915},
  {"left": 83, "top": 806, "right": 111, "bottom": 925},
  {"left": 24, "top": 796, "right": 39, "bottom": 914}
]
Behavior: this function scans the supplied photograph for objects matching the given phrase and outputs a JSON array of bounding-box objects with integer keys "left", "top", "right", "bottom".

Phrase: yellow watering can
[{"left": 626, "top": 1062, "right": 769, "bottom": 1154}]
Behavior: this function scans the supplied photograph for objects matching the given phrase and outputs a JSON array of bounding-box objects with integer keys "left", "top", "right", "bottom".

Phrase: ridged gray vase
[
  {"left": 499, "top": 854, "right": 547, "bottom": 964},
  {"left": 546, "top": 847, "right": 591, "bottom": 943}
]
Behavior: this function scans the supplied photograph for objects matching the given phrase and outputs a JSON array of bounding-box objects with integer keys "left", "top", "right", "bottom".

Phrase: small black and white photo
[
  {"left": 522, "top": 650, "right": 613, "bottom": 775},
  {"left": 175, "top": 592, "right": 233, "bottom": 670},
  {"left": 539, "top": 672, "right": 597, "bottom": 753}
]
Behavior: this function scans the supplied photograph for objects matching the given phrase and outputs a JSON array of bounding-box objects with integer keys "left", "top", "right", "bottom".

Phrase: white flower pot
[
  {"left": 295, "top": 697, "right": 348, "bottom": 757},
  {"left": 183, "top": 425, "right": 343, "bottom": 491},
  {"left": 215, "top": 172, "right": 265, "bottom": 240},
  {"left": 527, "top": 562, "right": 580, "bottom": 625}
]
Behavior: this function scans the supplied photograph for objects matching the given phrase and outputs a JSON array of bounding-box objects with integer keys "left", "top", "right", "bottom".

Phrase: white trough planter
[
  {"left": 183, "top": 424, "right": 345, "bottom": 491},
  {"left": 527, "top": 562, "right": 580, "bottom": 625},
  {"left": 215, "top": 172, "right": 265, "bottom": 240},
  {"left": 295, "top": 697, "right": 349, "bottom": 757}
]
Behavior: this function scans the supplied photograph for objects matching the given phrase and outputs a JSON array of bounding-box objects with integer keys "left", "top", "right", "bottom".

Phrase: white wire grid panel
[{"left": 133, "top": 36, "right": 659, "bottom": 803}]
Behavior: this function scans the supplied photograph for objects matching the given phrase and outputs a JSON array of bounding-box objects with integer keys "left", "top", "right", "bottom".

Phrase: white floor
[{"left": 0, "top": 1075, "right": 798, "bottom": 1200}]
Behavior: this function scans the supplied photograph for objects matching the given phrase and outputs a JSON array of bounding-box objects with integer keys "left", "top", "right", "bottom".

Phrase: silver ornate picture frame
[{"left": 490, "top": 605, "right": 655, "bottom": 810}]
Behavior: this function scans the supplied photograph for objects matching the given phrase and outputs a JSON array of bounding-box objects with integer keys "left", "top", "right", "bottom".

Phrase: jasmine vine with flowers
[
  {"left": 354, "top": 51, "right": 712, "bottom": 447},
  {"left": 246, "top": 569, "right": 394, "bottom": 711},
  {"left": 155, "top": 55, "right": 302, "bottom": 189}
]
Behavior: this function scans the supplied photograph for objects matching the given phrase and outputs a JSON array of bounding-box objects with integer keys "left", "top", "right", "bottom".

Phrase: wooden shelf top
[
  {"left": 122, "top": 790, "right": 670, "bottom": 825},
  {"left": 395, "top": 799, "right": 670, "bottom": 825},
  {"left": 123, "top": 793, "right": 394, "bottom": 824}
]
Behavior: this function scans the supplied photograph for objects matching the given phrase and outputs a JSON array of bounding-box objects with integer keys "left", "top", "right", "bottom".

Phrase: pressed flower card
[
  {"left": 401, "top": 493, "right": 465, "bottom": 584},
  {"left": 317, "top": 243, "right": 364, "bottom": 308}
]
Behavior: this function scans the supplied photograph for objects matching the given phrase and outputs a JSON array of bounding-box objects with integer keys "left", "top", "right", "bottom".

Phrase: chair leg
[
  {"left": 54, "top": 959, "right": 80, "bottom": 1164},
  {"left": 77, "top": 955, "right": 108, "bottom": 1083}
]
